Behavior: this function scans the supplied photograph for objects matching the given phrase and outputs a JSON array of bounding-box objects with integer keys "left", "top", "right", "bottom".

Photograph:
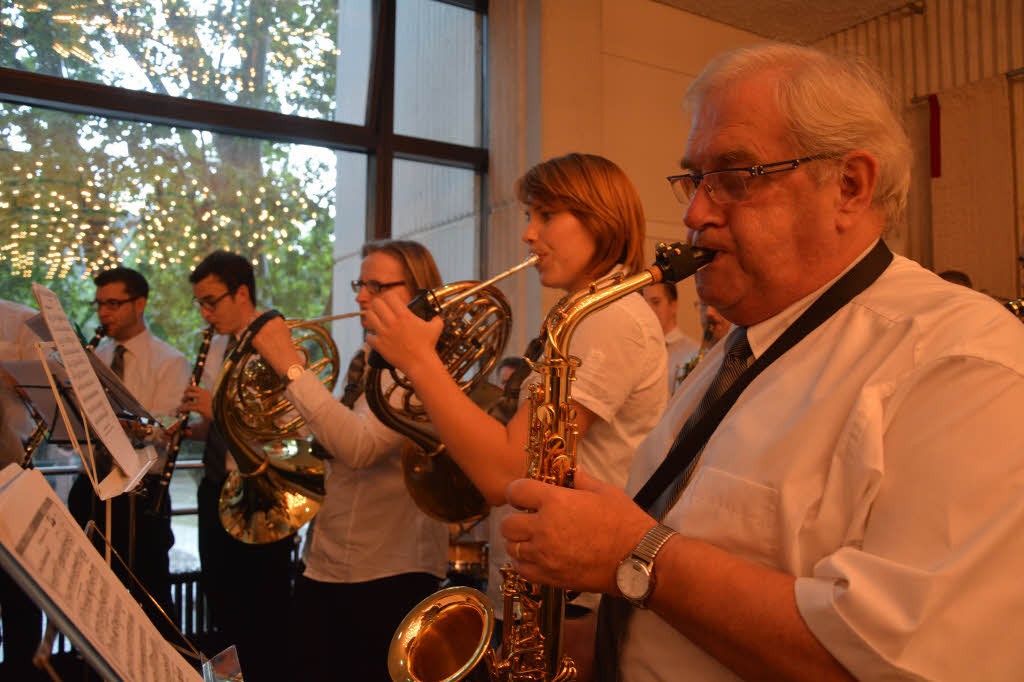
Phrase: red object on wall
[{"left": 929, "top": 94, "right": 941, "bottom": 178}]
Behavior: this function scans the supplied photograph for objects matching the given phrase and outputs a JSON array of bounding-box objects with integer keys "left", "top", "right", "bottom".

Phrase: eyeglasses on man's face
[
  {"left": 89, "top": 296, "right": 140, "bottom": 311},
  {"left": 191, "top": 287, "right": 237, "bottom": 312},
  {"left": 667, "top": 155, "right": 829, "bottom": 206},
  {"left": 350, "top": 279, "right": 406, "bottom": 295}
]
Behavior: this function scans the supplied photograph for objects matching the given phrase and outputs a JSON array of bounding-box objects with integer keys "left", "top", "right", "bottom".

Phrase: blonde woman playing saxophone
[{"left": 367, "top": 153, "right": 668, "bottom": 678}]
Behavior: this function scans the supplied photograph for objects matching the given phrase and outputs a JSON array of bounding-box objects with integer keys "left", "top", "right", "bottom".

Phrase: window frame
[{"left": 0, "top": 0, "right": 489, "bottom": 243}]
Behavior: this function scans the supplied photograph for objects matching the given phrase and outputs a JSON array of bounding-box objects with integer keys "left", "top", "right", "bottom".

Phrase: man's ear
[
  {"left": 836, "top": 150, "right": 879, "bottom": 232},
  {"left": 134, "top": 296, "right": 147, "bottom": 316}
]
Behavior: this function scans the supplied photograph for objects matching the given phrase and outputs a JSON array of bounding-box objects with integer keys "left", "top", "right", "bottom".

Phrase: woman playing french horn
[
  {"left": 367, "top": 153, "right": 670, "bottom": 677},
  {"left": 250, "top": 240, "right": 449, "bottom": 681}
]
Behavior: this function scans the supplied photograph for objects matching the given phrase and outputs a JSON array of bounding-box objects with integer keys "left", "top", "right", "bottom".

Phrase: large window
[{"left": 1, "top": 0, "right": 487, "bottom": 572}]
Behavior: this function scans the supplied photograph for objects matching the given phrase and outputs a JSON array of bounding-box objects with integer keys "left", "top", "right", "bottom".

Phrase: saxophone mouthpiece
[{"left": 652, "top": 242, "right": 715, "bottom": 283}]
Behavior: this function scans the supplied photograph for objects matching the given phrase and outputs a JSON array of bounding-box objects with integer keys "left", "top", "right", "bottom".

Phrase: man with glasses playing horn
[
  {"left": 179, "top": 250, "right": 291, "bottom": 682},
  {"left": 248, "top": 240, "right": 450, "bottom": 681},
  {"left": 495, "top": 44, "right": 1024, "bottom": 681},
  {"left": 67, "top": 267, "right": 191, "bottom": 637}
]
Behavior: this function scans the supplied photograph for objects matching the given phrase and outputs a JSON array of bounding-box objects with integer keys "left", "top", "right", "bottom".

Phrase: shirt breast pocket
[{"left": 671, "top": 465, "right": 782, "bottom": 569}]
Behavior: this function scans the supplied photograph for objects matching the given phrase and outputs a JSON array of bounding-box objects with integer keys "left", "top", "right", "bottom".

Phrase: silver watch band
[{"left": 633, "top": 523, "right": 678, "bottom": 565}]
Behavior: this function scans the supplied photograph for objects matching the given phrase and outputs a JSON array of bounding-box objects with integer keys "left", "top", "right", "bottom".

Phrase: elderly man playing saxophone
[{"left": 499, "top": 43, "right": 1024, "bottom": 681}]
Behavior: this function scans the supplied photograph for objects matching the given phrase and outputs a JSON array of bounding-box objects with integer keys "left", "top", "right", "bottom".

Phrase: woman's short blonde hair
[
  {"left": 361, "top": 239, "right": 443, "bottom": 291},
  {"left": 515, "top": 153, "right": 646, "bottom": 278}
]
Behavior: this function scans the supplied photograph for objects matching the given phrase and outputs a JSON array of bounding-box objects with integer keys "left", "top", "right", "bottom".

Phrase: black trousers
[
  {"left": 197, "top": 477, "right": 293, "bottom": 682},
  {"left": 0, "top": 567, "right": 47, "bottom": 681},
  {"left": 288, "top": 571, "right": 441, "bottom": 682},
  {"left": 67, "top": 473, "right": 175, "bottom": 634}
]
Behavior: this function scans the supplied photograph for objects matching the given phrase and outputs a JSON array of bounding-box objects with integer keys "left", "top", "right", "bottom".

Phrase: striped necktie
[
  {"left": 647, "top": 326, "right": 751, "bottom": 520},
  {"left": 111, "top": 344, "right": 127, "bottom": 379}
]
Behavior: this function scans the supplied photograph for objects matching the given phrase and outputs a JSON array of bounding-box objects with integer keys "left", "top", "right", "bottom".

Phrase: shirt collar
[
  {"left": 746, "top": 239, "right": 880, "bottom": 360},
  {"left": 114, "top": 325, "right": 152, "bottom": 355}
]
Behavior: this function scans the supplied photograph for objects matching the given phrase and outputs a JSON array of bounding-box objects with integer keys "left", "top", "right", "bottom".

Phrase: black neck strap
[
  {"left": 633, "top": 240, "right": 893, "bottom": 510},
  {"left": 228, "top": 309, "right": 284, "bottom": 364}
]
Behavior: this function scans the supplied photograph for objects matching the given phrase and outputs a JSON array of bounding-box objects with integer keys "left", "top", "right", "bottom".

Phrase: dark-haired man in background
[
  {"left": 68, "top": 266, "right": 190, "bottom": 629},
  {"left": 180, "top": 250, "right": 291, "bottom": 682}
]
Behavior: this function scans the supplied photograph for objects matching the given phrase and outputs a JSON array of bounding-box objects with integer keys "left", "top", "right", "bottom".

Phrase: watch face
[{"left": 616, "top": 559, "right": 651, "bottom": 601}]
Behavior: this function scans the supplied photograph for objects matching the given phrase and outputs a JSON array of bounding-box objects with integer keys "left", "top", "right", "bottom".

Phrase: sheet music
[
  {"left": 31, "top": 283, "right": 154, "bottom": 499},
  {"left": 0, "top": 465, "right": 202, "bottom": 682}
]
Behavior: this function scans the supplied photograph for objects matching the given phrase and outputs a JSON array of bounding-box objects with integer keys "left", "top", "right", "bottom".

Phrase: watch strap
[{"left": 633, "top": 523, "right": 677, "bottom": 565}]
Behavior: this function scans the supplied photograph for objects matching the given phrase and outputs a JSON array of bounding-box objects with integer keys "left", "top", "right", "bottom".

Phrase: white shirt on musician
[
  {"left": 284, "top": 348, "right": 449, "bottom": 583},
  {"left": 620, "top": 251, "right": 1024, "bottom": 681}
]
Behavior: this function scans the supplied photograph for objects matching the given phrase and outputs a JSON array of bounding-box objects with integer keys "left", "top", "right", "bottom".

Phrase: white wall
[{"left": 488, "top": 0, "right": 760, "bottom": 345}]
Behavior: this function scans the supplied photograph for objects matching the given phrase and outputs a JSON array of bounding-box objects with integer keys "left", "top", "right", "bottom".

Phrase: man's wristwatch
[
  {"left": 615, "top": 523, "right": 678, "bottom": 608},
  {"left": 282, "top": 363, "right": 304, "bottom": 386}
]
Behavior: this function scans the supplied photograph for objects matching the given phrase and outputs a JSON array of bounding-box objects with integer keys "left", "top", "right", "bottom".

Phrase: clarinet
[
  {"left": 85, "top": 325, "right": 106, "bottom": 351},
  {"left": 149, "top": 326, "right": 214, "bottom": 514}
]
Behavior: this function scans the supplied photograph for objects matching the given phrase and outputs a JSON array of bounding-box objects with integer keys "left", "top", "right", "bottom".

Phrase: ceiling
[{"left": 652, "top": 0, "right": 918, "bottom": 44}]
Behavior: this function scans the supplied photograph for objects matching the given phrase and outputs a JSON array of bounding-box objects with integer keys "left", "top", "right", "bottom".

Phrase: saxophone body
[{"left": 388, "top": 242, "right": 713, "bottom": 682}]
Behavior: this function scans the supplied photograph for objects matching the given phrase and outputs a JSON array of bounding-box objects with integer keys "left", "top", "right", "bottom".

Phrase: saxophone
[{"left": 387, "top": 242, "right": 713, "bottom": 682}]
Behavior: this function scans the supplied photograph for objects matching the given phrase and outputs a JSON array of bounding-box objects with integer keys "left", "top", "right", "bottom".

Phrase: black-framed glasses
[
  {"left": 667, "top": 155, "right": 829, "bottom": 206},
  {"left": 191, "top": 287, "right": 238, "bottom": 311},
  {"left": 350, "top": 279, "right": 406, "bottom": 295},
  {"left": 89, "top": 296, "right": 139, "bottom": 311}
]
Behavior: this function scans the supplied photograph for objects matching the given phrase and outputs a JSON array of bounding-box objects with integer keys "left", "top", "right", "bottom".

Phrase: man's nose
[{"left": 683, "top": 185, "right": 724, "bottom": 232}]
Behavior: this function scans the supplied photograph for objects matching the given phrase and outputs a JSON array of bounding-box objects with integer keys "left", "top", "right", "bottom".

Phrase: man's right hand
[{"left": 181, "top": 385, "right": 214, "bottom": 422}]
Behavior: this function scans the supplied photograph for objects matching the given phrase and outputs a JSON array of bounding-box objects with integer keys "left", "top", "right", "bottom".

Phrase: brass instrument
[
  {"left": 674, "top": 327, "right": 714, "bottom": 391},
  {"left": 213, "top": 313, "right": 343, "bottom": 543},
  {"left": 365, "top": 255, "right": 539, "bottom": 524},
  {"left": 149, "top": 326, "right": 214, "bottom": 514},
  {"left": 211, "top": 254, "right": 536, "bottom": 542},
  {"left": 1007, "top": 298, "right": 1023, "bottom": 319},
  {"left": 388, "top": 242, "right": 713, "bottom": 682}
]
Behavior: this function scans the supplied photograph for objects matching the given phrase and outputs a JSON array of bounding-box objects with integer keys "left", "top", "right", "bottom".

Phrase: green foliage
[{"left": 0, "top": 0, "right": 342, "bottom": 354}]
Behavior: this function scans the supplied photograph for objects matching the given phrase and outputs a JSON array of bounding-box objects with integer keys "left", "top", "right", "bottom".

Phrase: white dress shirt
[
  {"left": 664, "top": 326, "right": 700, "bottom": 394},
  {"left": 95, "top": 327, "right": 191, "bottom": 421},
  {"left": 285, "top": 353, "right": 449, "bottom": 583},
  {"left": 621, "top": 252, "right": 1024, "bottom": 681},
  {"left": 94, "top": 326, "right": 190, "bottom": 469},
  {"left": 489, "top": 285, "right": 669, "bottom": 616}
]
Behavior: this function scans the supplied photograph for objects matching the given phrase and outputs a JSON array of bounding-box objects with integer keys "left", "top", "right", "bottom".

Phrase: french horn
[
  {"left": 212, "top": 256, "right": 537, "bottom": 542},
  {"left": 213, "top": 313, "right": 342, "bottom": 543},
  {"left": 365, "top": 255, "right": 538, "bottom": 523}
]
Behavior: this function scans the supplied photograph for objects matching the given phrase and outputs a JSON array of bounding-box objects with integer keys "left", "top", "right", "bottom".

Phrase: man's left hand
[{"left": 501, "top": 468, "right": 656, "bottom": 595}]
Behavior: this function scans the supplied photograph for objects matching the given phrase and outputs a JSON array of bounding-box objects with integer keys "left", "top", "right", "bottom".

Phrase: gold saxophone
[{"left": 387, "top": 242, "right": 713, "bottom": 682}]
